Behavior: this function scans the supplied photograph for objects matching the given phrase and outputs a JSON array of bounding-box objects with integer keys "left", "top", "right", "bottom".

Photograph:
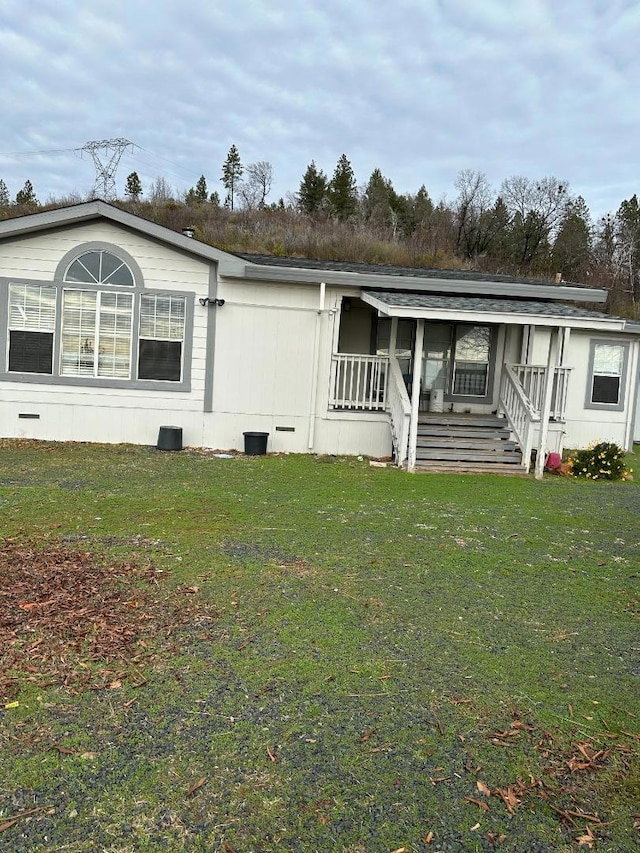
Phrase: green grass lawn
[{"left": 1, "top": 442, "right": 639, "bottom": 852}]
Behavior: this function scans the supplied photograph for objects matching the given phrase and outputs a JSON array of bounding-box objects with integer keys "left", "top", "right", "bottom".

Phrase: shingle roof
[
  {"left": 364, "top": 291, "right": 614, "bottom": 321},
  {"left": 236, "top": 252, "right": 587, "bottom": 290}
]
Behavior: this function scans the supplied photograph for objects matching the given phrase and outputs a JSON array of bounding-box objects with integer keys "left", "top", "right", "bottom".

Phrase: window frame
[
  {"left": 585, "top": 339, "right": 630, "bottom": 412},
  {"left": 1, "top": 242, "right": 193, "bottom": 391},
  {"left": 7, "top": 282, "right": 57, "bottom": 375}
]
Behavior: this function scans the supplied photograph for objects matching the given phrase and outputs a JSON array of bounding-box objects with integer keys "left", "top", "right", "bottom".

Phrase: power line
[
  {"left": 79, "top": 139, "right": 134, "bottom": 201},
  {"left": 0, "top": 147, "right": 77, "bottom": 158}
]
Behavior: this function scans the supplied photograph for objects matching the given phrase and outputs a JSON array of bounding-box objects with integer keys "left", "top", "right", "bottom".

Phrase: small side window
[
  {"left": 586, "top": 341, "right": 629, "bottom": 411},
  {"left": 7, "top": 283, "right": 56, "bottom": 374},
  {"left": 138, "top": 294, "right": 186, "bottom": 381}
]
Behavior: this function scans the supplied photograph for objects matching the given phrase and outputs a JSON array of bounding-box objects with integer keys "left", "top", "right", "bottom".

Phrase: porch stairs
[{"left": 414, "top": 413, "right": 526, "bottom": 474}]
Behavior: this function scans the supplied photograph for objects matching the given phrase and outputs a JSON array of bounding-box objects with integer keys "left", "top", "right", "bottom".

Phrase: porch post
[
  {"left": 408, "top": 319, "right": 424, "bottom": 472},
  {"left": 535, "top": 326, "right": 561, "bottom": 479},
  {"left": 389, "top": 317, "right": 398, "bottom": 358}
]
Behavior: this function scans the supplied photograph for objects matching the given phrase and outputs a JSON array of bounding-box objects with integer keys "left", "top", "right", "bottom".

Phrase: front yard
[{"left": 1, "top": 442, "right": 638, "bottom": 852}]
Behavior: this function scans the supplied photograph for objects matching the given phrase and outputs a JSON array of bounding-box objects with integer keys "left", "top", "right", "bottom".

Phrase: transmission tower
[{"left": 80, "top": 138, "right": 134, "bottom": 200}]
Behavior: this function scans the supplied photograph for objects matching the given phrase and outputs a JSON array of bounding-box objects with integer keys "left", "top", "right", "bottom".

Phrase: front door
[{"left": 422, "top": 323, "right": 494, "bottom": 410}]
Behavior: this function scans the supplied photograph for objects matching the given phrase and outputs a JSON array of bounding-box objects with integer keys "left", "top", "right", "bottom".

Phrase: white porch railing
[
  {"left": 329, "top": 353, "right": 389, "bottom": 411},
  {"left": 387, "top": 356, "right": 411, "bottom": 466},
  {"left": 499, "top": 366, "right": 540, "bottom": 472},
  {"left": 512, "top": 364, "right": 572, "bottom": 421}
]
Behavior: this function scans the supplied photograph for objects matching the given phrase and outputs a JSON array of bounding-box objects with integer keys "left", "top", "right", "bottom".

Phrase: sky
[{"left": 0, "top": 0, "right": 638, "bottom": 219}]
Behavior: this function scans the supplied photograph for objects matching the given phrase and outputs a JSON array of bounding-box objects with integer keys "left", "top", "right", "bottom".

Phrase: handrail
[
  {"left": 512, "top": 364, "right": 572, "bottom": 421},
  {"left": 499, "top": 366, "right": 539, "bottom": 473},
  {"left": 387, "top": 356, "right": 411, "bottom": 466},
  {"left": 329, "top": 353, "right": 389, "bottom": 411}
]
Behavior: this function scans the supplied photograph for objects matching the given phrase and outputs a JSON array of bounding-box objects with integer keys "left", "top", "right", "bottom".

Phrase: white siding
[
  {"left": 0, "top": 221, "right": 211, "bottom": 290},
  {"left": 0, "top": 220, "right": 211, "bottom": 445},
  {"left": 560, "top": 330, "right": 638, "bottom": 450}
]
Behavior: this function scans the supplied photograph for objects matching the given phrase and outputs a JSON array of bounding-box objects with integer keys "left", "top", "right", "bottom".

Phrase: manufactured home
[{"left": 1, "top": 202, "right": 638, "bottom": 476}]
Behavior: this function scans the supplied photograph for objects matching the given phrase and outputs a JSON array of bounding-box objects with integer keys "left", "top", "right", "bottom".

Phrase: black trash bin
[
  {"left": 243, "top": 431, "right": 269, "bottom": 455},
  {"left": 157, "top": 425, "right": 183, "bottom": 451}
]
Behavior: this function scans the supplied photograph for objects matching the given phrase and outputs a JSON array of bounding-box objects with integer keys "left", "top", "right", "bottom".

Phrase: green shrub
[{"left": 568, "top": 441, "right": 630, "bottom": 480}]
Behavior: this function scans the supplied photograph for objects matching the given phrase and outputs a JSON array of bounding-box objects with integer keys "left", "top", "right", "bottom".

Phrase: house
[{"left": 1, "top": 201, "right": 638, "bottom": 477}]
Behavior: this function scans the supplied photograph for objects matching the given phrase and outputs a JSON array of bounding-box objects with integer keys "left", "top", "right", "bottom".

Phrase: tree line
[{"left": 1, "top": 146, "right": 639, "bottom": 316}]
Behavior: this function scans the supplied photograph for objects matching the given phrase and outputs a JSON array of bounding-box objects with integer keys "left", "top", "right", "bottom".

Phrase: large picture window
[
  {"left": 61, "top": 290, "right": 133, "bottom": 378},
  {"left": 3, "top": 243, "right": 192, "bottom": 390},
  {"left": 8, "top": 283, "right": 56, "bottom": 374}
]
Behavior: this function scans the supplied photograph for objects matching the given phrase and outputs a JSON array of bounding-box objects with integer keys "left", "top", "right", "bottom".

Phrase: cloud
[{"left": 0, "top": 0, "right": 637, "bottom": 216}]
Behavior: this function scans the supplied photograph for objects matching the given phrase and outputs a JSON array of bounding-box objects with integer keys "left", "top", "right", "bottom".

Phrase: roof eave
[
  {"left": 240, "top": 262, "right": 607, "bottom": 304},
  {"left": 0, "top": 201, "right": 239, "bottom": 267},
  {"left": 361, "top": 293, "right": 626, "bottom": 331}
]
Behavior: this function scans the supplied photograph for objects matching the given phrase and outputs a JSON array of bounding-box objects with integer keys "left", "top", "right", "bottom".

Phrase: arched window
[{"left": 64, "top": 250, "right": 134, "bottom": 287}]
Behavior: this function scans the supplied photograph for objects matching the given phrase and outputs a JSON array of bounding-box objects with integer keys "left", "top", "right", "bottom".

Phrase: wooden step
[
  {"left": 417, "top": 425, "right": 512, "bottom": 440},
  {"left": 416, "top": 448, "right": 522, "bottom": 464},
  {"left": 414, "top": 460, "right": 529, "bottom": 475},
  {"left": 416, "top": 437, "right": 517, "bottom": 451},
  {"left": 417, "top": 414, "right": 506, "bottom": 428}
]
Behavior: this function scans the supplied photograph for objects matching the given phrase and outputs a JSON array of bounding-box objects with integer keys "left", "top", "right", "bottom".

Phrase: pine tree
[
  {"left": 298, "top": 161, "right": 328, "bottom": 215},
  {"left": 195, "top": 175, "right": 208, "bottom": 202},
  {"left": 221, "top": 145, "right": 243, "bottom": 211},
  {"left": 15, "top": 179, "right": 38, "bottom": 207},
  {"left": 328, "top": 154, "right": 357, "bottom": 221},
  {"left": 614, "top": 194, "right": 640, "bottom": 302},
  {"left": 363, "top": 168, "right": 394, "bottom": 227},
  {"left": 125, "top": 171, "right": 143, "bottom": 201},
  {"left": 0, "top": 179, "right": 9, "bottom": 207},
  {"left": 552, "top": 196, "right": 592, "bottom": 280}
]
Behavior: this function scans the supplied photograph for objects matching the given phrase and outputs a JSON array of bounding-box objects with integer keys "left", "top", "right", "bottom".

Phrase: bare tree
[
  {"left": 239, "top": 161, "right": 273, "bottom": 209},
  {"left": 148, "top": 176, "right": 174, "bottom": 204},
  {"left": 500, "top": 176, "right": 569, "bottom": 266},
  {"left": 453, "top": 170, "right": 495, "bottom": 259}
]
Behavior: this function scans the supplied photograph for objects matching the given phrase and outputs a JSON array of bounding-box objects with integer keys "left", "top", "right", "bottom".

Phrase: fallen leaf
[
  {"left": 391, "top": 848, "right": 409, "bottom": 853},
  {"left": 464, "top": 796, "right": 490, "bottom": 812},
  {"left": 423, "top": 830, "right": 434, "bottom": 844},
  {"left": 477, "top": 780, "right": 491, "bottom": 797},
  {"left": 576, "top": 826, "right": 596, "bottom": 848},
  {"left": 266, "top": 746, "right": 277, "bottom": 762},
  {"left": 110, "top": 680, "right": 122, "bottom": 689},
  {"left": 49, "top": 745, "right": 75, "bottom": 755},
  {"left": 470, "top": 822, "right": 481, "bottom": 831},
  {"left": 359, "top": 728, "right": 377, "bottom": 743},
  {"left": 185, "top": 776, "right": 207, "bottom": 798}
]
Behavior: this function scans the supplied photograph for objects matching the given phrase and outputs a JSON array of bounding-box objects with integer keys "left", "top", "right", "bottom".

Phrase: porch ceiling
[{"left": 361, "top": 291, "right": 632, "bottom": 332}]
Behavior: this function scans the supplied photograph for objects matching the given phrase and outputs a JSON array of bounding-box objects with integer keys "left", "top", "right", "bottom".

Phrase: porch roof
[{"left": 361, "top": 291, "right": 636, "bottom": 332}]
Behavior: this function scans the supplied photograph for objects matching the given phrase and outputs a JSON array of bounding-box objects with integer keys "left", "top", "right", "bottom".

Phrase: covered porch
[{"left": 327, "top": 292, "right": 582, "bottom": 476}]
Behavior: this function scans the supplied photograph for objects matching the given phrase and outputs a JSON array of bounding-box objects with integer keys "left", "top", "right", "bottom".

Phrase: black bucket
[
  {"left": 157, "top": 425, "right": 183, "bottom": 451},
  {"left": 243, "top": 431, "right": 269, "bottom": 455}
]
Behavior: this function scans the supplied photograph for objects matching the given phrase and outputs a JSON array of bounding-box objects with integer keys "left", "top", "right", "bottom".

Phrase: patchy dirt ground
[{"left": 0, "top": 540, "right": 216, "bottom": 702}]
